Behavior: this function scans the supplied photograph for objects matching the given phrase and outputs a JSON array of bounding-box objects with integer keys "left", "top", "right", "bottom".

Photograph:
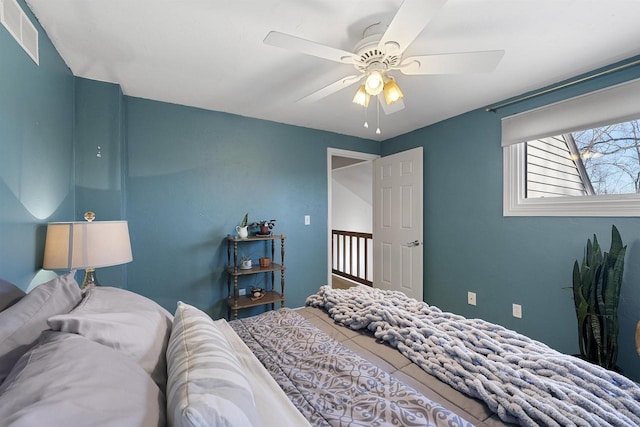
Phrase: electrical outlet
[
  {"left": 304, "top": 215, "right": 311, "bottom": 225},
  {"left": 239, "top": 288, "right": 246, "bottom": 296},
  {"left": 512, "top": 303, "right": 522, "bottom": 318},
  {"left": 467, "top": 291, "right": 476, "bottom": 306}
]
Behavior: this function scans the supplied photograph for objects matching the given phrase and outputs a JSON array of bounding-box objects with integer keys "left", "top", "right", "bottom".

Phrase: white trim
[
  {"left": 326, "top": 148, "right": 378, "bottom": 286},
  {"left": 503, "top": 144, "right": 640, "bottom": 217},
  {"left": 501, "top": 77, "right": 640, "bottom": 147}
]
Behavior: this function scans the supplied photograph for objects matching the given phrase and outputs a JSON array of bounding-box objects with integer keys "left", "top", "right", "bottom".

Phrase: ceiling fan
[{"left": 263, "top": 0, "right": 504, "bottom": 119}]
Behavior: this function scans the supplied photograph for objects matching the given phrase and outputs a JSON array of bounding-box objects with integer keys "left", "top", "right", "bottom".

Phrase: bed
[
  {"left": 231, "top": 305, "right": 490, "bottom": 427},
  {"left": 230, "top": 285, "right": 640, "bottom": 427},
  {"left": 2, "top": 275, "right": 639, "bottom": 427}
]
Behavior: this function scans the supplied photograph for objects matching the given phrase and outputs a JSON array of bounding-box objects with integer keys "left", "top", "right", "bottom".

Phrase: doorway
[
  {"left": 327, "top": 148, "right": 378, "bottom": 288},
  {"left": 327, "top": 147, "right": 424, "bottom": 301}
]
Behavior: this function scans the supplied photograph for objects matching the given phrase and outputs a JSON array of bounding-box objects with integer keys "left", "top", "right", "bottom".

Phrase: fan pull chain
[
  {"left": 376, "top": 99, "right": 381, "bottom": 135},
  {"left": 363, "top": 104, "right": 369, "bottom": 128}
]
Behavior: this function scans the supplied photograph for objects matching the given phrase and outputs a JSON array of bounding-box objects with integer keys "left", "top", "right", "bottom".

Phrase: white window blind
[{"left": 501, "top": 77, "right": 640, "bottom": 147}]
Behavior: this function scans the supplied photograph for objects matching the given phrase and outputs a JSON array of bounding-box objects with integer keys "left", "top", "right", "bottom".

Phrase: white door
[{"left": 373, "top": 147, "right": 423, "bottom": 301}]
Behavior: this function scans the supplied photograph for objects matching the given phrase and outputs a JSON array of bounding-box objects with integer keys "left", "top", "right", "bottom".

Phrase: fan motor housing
[{"left": 353, "top": 33, "right": 400, "bottom": 72}]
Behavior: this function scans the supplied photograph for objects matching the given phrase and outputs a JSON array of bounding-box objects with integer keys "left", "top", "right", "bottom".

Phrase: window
[
  {"left": 572, "top": 120, "right": 640, "bottom": 195},
  {"left": 525, "top": 119, "right": 640, "bottom": 199},
  {"left": 503, "top": 78, "right": 640, "bottom": 216},
  {"left": 526, "top": 135, "right": 593, "bottom": 199}
]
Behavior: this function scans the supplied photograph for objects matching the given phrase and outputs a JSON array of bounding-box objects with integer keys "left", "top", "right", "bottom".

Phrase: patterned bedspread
[
  {"left": 306, "top": 285, "right": 640, "bottom": 427},
  {"left": 230, "top": 308, "right": 473, "bottom": 427}
]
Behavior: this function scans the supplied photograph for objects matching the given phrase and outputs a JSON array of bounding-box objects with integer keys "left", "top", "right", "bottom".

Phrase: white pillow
[
  {"left": 167, "top": 301, "right": 262, "bottom": 427},
  {"left": 47, "top": 286, "right": 173, "bottom": 390},
  {"left": 0, "top": 331, "right": 164, "bottom": 427}
]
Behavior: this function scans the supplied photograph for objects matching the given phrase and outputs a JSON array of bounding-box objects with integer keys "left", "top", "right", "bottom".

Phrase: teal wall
[
  {"left": 382, "top": 58, "right": 640, "bottom": 381},
  {"left": 0, "top": 1, "right": 74, "bottom": 288},
  {"left": 123, "top": 97, "right": 378, "bottom": 315},
  {"left": 74, "top": 78, "right": 128, "bottom": 286}
]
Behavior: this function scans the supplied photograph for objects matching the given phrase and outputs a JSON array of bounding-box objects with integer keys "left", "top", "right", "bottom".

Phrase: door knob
[{"left": 404, "top": 240, "right": 422, "bottom": 247}]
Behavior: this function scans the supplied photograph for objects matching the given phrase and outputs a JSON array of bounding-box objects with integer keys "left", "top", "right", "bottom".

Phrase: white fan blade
[
  {"left": 297, "top": 74, "right": 364, "bottom": 104},
  {"left": 378, "top": 96, "right": 405, "bottom": 115},
  {"left": 264, "top": 31, "right": 357, "bottom": 64},
  {"left": 399, "top": 50, "right": 505, "bottom": 75},
  {"left": 378, "top": 0, "right": 447, "bottom": 56}
]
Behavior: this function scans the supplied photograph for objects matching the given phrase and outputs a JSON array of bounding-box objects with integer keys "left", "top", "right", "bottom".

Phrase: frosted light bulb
[
  {"left": 364, "top": 121, "right": 369, "bottom": 128},
  {"left": 365, "top": 71, "right": 384, "bottom": 95},
  {"left": 376, "top": 128, "right": 381, "bottom": 135}
]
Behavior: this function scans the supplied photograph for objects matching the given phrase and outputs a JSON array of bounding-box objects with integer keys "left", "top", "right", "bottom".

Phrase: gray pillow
[
  {"left": 48, "top": 286, "right": 173, "bottom": 391},
  {"left": 0, "top": 271, "right": 81, "bottom": 385},
  {"left": 0, "top": 331, "right": 165, "bottom": 427},
  {"left": 0, "top": 279, "right": 25, "bottom": 312}
]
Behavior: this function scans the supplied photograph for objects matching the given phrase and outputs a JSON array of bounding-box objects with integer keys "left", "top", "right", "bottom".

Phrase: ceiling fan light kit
[
  {"left": 353, "top": 71, "right": 403, "bottom": 106},
  {"left": 352, "top": 85, "right": 370, "bottom": 107},
  {"left": 383, "top": 78, "right": 403, "bottom": 105},
  {"left": 264, "top": 0, "right": 504, "bottom": 135},
  {"left": 364, "top": 70, "right": 384, "bottom": 95}
]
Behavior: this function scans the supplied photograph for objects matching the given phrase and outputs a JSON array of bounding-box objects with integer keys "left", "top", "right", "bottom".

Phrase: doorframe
[{"left": 327, "top": 148, "right": 379, "bottom": 287}]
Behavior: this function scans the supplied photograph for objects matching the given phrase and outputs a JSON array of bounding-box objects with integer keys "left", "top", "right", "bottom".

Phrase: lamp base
[{"left": 81, "top": 268, "right": 99, "bottom": 290}]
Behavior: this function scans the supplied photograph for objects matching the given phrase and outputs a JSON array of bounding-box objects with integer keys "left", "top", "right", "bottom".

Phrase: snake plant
[
  {"left": 240, "top": 213, "right": 248, "bottom": 228},
  {"left": 571, "top": 225, "right": 626, "bottom": 370}
]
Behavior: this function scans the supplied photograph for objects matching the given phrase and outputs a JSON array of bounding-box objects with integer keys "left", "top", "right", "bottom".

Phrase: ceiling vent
[{"left": 0, "top": 0, "right": 38, "bottom": 64}]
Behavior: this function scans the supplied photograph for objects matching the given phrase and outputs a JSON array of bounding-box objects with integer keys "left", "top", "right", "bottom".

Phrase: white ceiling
[{"left": 25, "top": 0, "right": 640, "bottom": 141}]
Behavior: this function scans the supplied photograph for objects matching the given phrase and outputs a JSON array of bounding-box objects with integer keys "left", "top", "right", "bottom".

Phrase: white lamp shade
[{"left": 43, "top": 221, "right": 133, "bottom": 270}]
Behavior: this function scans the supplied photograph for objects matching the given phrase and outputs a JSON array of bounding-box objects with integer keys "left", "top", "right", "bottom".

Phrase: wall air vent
[{"left": 0, "top": 0, "right": 38, "bottom": 64}]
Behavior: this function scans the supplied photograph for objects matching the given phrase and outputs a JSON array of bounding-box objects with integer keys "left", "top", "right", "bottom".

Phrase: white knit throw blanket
[{"left": 305, "top": 285, "right": 640, "bottom": 427}]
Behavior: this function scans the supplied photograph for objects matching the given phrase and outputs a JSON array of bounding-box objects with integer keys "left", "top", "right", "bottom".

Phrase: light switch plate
[
  {"left": 467, "top": 291, "right": 476, "bottom": 306},
  {"left": 512, "top": 303, "right": 522, "bottom": 318}
]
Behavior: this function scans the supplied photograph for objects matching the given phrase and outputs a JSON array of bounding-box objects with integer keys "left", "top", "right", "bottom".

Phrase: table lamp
[{"left": 43, "top": 212, "right": 133, "bottom": 289}]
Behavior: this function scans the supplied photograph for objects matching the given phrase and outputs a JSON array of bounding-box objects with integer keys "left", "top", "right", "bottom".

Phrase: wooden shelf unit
[{"left": 226, "top": 234, "right": 285, "bottom": 320}]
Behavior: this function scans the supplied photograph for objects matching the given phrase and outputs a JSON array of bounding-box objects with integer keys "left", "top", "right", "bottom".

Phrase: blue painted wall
[
  {"left": 123, "top": 97, "right": 379, "bottom": 316},
  {"left": 74, "top": 78, "right": 128, "bottom": 286},
  {"left": 382, "top": 58, "right": 640, "bottom": 381},
  {"left": 74, "top": 79, "right": 124, "bottom": 219},
  {"left": 0, "top": 1, "right": 74, "bottom": 288}
]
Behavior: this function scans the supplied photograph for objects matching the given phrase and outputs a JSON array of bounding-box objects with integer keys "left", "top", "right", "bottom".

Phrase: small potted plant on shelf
[
  {"left": 250, "top": 219, "right": 276, "bottom": 236},
  {"left": 239, "top": 254, "right": 252, "bottom": 270},
  {"left": 259, "top": 257, "right": 271, "bottom": 268}
]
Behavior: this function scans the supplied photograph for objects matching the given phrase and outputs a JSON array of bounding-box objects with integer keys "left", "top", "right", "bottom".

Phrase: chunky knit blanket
[{"left": 306, "top": 285, "right": 640, "bottom": 427}]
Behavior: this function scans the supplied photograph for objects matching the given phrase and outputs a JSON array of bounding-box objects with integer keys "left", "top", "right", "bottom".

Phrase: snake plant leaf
[
  {"left": 589, "top": 313, "right": 603, "bottom": 364},
  {"left": 240, "top": 213, "right": 249, "bottom": 228},
  {"left": 609, "top": 225, "right": 624, "bottom": 259},
  {"left": 573, "top": 261, "right": 588, "bottom": 355}
]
